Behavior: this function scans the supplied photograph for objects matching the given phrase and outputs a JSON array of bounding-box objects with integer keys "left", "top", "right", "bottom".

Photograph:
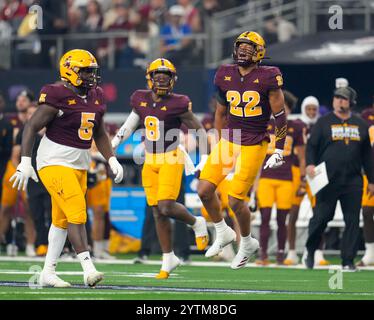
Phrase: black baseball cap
[
  {"left": 334, "top": 86, "right": 357, "bottom": 105},
  {"left": 17, "top": 89, "right": 35, "bottom": 102}
]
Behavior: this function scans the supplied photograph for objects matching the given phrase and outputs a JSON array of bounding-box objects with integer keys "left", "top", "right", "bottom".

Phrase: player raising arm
[
  {"left": 112, "top": 58, "right": 208, "bottom": 279},
  {"left": 10, "top": 49, "right": 123, "bottom": 288},
  {"left": 197, "top": 31, "right": 287, "bottom": 269}
]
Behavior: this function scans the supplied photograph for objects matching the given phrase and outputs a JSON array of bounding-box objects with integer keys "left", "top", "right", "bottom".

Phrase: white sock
[
  {"left": 362, "top": 243, "right": 374, "bottom": 264},
  {"left": 161, "top": 251, "right": 177, "bottom": 272},
  {"left": 26, "top": 243, "right": 35, "bottom": 252},
  {"left": 77, "top": 251, "right": 96, "bottom": 274},
  {"left": 43, "top": 224, "right": 67, "bottom": 272},
  {"left": 93, "top": 241, "right": 103, "bottom": 256},
  {"left": 287, "top": 250, "right": 297, "bottom": 259},
  {"left": 314, "top": 249, "right": 325, "bottom": 262},
  {"left": 214, "top": 219, "right": 228, "bottom": 234},
  {"left": 103, "top": 240, "right": 109, "bottom": 251},
  {"left": 241, "top": 234, "right": 252, "bottom": 245},
  {"left": 365, "top": 242, "right": 374, "bottom": 253}
]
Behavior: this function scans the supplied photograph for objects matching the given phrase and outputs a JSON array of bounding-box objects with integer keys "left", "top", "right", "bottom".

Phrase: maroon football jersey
[
  {"left": 131, "top": 90, "right": 191, "bottom": 153},
  {"left": 361, "top": 108, "right": 374, "bottom": 160},
  {"left": 261, "top": 119, "right": 305, "bottom": 181},
  {"left": 214, "top": 64, "right": 283, "bottom": 146},
  {"left": 38, "top": 83, "right": 106, "bottom": 149}
]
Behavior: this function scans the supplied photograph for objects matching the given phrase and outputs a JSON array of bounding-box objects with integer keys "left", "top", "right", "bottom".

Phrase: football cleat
[
  {"left": 84, "top": 270, "right": 104, "bottom": 287},
  {"left": 283, "top": 258, "right": 299, "bottom": 266},
  {"left": 192, "top": 216, "right": 209, "bottom": 251},
  {"left": 155, "top": 255, "right": 180, "bottom": 280},
  {"left": 255, "top": 259, "right": 270, "bottom": 266},
  {"left": 39, "top": 271, "right": 71, "bottom": 288},
  {"left": 36, "top": 245, "right": 48, "bottom": 256},
  {"left": 205, "top": 227, "right": 236, "bottom": 258},
  {"left": 316, "top": 259, "right": 330, "bottom": 266},
  {"left": 231, "top": 237, "right": 259, "bottom": 269}
]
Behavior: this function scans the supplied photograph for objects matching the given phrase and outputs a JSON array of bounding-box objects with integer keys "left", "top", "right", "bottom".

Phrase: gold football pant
[
  {"left": 200, "top": 138, "right": 268, "bottom": 200},
  {"left": 38, "top": 166, "right": 87, "bottom": 229}
]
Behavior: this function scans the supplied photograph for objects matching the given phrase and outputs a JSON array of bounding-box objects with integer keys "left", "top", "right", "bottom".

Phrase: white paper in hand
[{"left": 306, "top": 162, "right": 329, "bottom": 196}]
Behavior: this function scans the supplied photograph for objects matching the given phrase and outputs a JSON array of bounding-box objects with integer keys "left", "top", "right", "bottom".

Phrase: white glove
[
  {"left": 111, "top": 134, "right": 122, "bottom": 149},
  {"left": 9, "top": 156, "right": 39, "bottom": 191},
  {"left": 264, "top": 149, "right": 285, "bottom": 169},
  {"left": 108, "top": 156, "right": 123, "bottom": 183},
  {"left": 195, "top": 154, "right": 209, "bottom": 173}
]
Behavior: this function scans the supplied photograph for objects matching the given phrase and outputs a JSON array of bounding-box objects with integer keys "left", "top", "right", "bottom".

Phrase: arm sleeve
[
  {"left": 116, "top": 110, "right": 141, "bottom": 142},
  {"left": 306, "top": 119, "right": 322, "bottom": 166}
]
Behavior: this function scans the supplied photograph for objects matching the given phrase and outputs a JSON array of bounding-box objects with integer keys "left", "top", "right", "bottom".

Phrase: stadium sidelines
[
  {"left": 0, "top": 281, "right": 374, "bottom": 296},
  {"left": 0, "top": 256, "right": 373, "bottom": 271}
]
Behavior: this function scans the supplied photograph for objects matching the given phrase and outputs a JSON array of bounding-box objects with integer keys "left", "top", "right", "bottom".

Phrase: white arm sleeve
[{"left": 111, "top": 111, "right": 140, "bottom": 148}]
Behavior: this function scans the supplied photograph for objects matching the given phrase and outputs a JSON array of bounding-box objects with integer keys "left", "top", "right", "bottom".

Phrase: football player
[
  {"left": 112, "top": 58, "right": 209, "bottom": 279},
  {"left": 0, "top": 90, "right": 36, "bottom": 257},
  {"left": 284, "top": 96, "right": 329, "bottom": 266},
  {"left": 197, "top": 31, "right": 287, "bottom": 269},
  {"left": 10, "top": 49, "right": 123, "bottom": 287},
  {"left": 357, "top": 99, "right": 374, "bottom": 266},
  {"left": 256, "top": 91, "right": 305, "bottom": 265}
]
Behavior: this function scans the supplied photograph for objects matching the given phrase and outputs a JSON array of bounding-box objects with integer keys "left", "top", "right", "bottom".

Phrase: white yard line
[{"left": 0, "top": 256, "right": 374, "bottom": 271}]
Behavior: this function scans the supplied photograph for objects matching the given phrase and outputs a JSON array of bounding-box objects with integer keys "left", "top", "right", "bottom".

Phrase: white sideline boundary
[{"left": 0, "top": 256, "right": 374, "bottom": 271}]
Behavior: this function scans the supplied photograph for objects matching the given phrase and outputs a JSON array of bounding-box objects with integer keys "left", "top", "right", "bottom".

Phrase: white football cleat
[
  {"left": 231, "top": 237, "right": 259, "bottom": 269},
  {"left": 39, "top": 270, "right": 71, "bottom": 288},
  {"left": 205, "top": 227, "right": 236, "bottom": 258},
  {"left": 95, "top": 251, "right": 116, "bottom": 260},
  {"left": 84, "top": 270, "right": 104, "bottom": 287}
]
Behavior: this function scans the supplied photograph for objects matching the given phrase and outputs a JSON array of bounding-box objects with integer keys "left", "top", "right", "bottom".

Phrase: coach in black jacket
[{"left": 304, "top": 86, "right": 374, "bottom": 271}]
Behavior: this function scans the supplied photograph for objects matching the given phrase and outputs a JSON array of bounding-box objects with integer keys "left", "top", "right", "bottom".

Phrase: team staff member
[
  {"left": 357, "top": 98, "right": 374, "bottom": 266},
  {"left": 304, "top": 86, "right": 374, "bottom": 271},
  {"left": 0, "top": 93, "right": 13, "bottom": 202}
]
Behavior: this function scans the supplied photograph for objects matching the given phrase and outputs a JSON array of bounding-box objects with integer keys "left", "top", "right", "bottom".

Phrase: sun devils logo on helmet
[{"left": 59, "top": 49, "right": 100, "bottom": 88}]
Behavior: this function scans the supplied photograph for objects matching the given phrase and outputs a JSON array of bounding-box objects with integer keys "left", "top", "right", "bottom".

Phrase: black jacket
[
  {"left": 306, "top": 112, "right": 374, "bottom": 187},
  {"left": 0, "top": 115, "right": 13, "bottom": 163}
]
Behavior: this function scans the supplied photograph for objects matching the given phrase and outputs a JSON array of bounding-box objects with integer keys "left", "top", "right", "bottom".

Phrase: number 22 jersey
[{"left": 214, "top": 64, "right": 283, "bottom": 146}]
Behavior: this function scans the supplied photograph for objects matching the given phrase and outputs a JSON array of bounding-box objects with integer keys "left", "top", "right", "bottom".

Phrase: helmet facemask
[
  {"left": 78, "top": 67, "right": 101, "bottom": 89},
  {"left": 150, "top": 71, "right": 175, "bottom": 96},
  {"left": 233, "top": 41, "right": 259, "bottom": 66}
]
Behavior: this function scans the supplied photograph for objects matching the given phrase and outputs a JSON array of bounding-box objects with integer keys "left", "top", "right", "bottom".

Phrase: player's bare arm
[
  {"left": 94, "top": 120, "right": 123, "bottom": 183},
  {"left": 21, "top": 104, "right": 58, "bottom": 157},
  {"left": 9, "top": 104, "right": 57, "bottom": 190},
  {"left": 214, "top": 101, "right": 227, "bottom": 140},
  {"left": 93, "top": 120, "right": 115, "bottom": 161},
  {"left": 179, "top": 110, "right": 209, "bottom": 155}
]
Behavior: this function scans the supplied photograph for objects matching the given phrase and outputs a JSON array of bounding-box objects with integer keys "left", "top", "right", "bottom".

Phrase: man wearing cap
[
  {"left": 159, "top": 4, "right": 192, "bottom": 65},
  {"left": 304, "top": 86, "right": 374, "bottom": 271}
]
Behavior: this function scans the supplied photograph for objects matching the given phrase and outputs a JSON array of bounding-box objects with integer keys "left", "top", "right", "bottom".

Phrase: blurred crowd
[{"left": 0, "top": 0, "right": 245, "bottom": 69}]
